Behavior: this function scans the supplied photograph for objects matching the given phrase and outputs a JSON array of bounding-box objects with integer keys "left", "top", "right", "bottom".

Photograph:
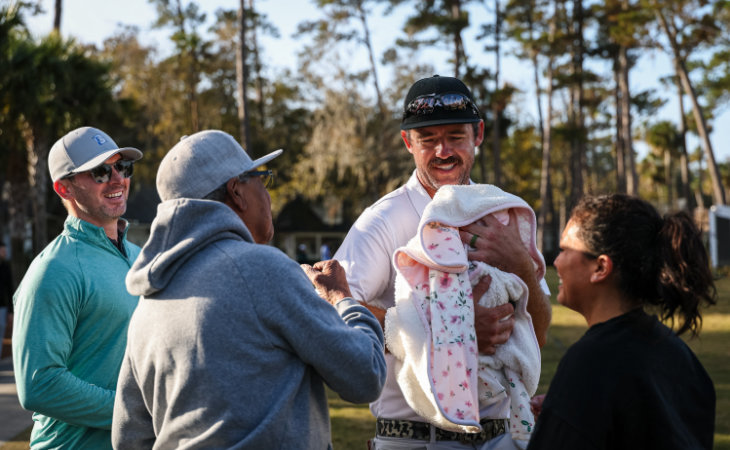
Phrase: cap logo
[{"left": 93, "top": 135, "right": 107, "bottom": 145}]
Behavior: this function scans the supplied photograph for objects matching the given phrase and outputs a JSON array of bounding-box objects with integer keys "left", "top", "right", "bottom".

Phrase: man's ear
[
  {"left": 590, "top": 254, "right": 613, "bottom": 283},
  {"left": 53, "top": 180, "right": 73, "bottom": 199},
  {"left": 474, "top": 120, "right": 485, "bottom": 147},
  {"left": 401, "top": 130, "right": 414, "bottom": 154},
  {"left": 225, "top": 178, "right": 247, "bottom": 212}
]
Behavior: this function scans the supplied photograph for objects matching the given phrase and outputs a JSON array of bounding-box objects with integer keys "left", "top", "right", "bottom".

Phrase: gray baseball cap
[
  {"left": 156, "top": 130, "right": 283, "bottom": 202},
  {"left": 48, "top": 127, "right": 143, "bottom": 182}
]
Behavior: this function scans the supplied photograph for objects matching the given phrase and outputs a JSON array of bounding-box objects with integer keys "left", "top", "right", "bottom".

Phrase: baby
[{"left": 385, "top": 184, "right": 544, "bottom": 447}]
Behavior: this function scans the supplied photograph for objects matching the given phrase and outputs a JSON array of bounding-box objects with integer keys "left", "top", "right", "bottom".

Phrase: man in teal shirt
[{"left": 13, "top": 126, "right": 143, "bottom": 449}]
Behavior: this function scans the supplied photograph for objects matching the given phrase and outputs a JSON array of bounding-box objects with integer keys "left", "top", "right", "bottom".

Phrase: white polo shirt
[{"left": 334, "top": 170, "right": 548, "bottom": 422}]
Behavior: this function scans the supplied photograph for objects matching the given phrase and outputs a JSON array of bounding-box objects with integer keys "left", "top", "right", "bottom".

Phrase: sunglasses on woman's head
[{"left": 88, "top": 160, "right": 135, "bottom": 183}]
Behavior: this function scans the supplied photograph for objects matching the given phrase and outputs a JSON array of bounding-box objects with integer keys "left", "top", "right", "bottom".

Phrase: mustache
[{"left": 429, "top": 156, "right": 461, "bottom": 168}]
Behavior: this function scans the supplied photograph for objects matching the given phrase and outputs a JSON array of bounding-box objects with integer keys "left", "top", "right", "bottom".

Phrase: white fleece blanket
[{"left": 385, "top": 184, "right": 544, "bottom": 441}]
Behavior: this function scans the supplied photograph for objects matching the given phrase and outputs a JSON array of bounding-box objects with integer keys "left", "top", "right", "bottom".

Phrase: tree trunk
[
  {"left": 613, "top": 59, "right": 626, "bottom": 192},
  {"left": 175, "top": 0, "right": 200, "bottom": 133},
  {"left": 675, "top": 72, "right": 693, "bottom": 211},
  {"left": 568, "top": 0, "right": 585, "bottom": 209},
  {"left": 528, "top": 5, "right": 544, "bottom": 154},
  {"left": 677, "top": 59, "right": 724, "bottom": 205},
  {"left": 451, "top": 0, "right": 464, "bottom": 77},
  {"left": 695, "top": 153, "right": 705, "bottom": 209},
  {"left": 491, "top": 0, "right": 502, "bottom": 186},
  {"left": 237, "top": 0, "right": 252, "bottom": 153},
  {"left": 248, "top": 0, "right": 265, "bottom": 121},
  {"left": 355, "top": 0, "right": 390, "bottom": 198},
  {"left": 537, "top": 6, "right": 555, "bottom": 255},
  {"left": 538, "top": 62, "right": 555, "bottom": 255},
  {"left": 618, "top": 44, "right": 637, "bottom": 195},
  {"left": 53, "top": 0, "right": 62, "bottom": 32},
  {"left": 662, "top": 149, "right": 673, "bottom": 208},
  {"left": 5, "top": 145, "right": 31, "bottom": 284},
  {"left": 656, "top": 7, "right": 725, "bottom": 205},
  {"left": 355, "top": 0, "right": 385, "bottom": 119},
  {"left": 20, "top": 121, "right": 49, "bottom": 254}
]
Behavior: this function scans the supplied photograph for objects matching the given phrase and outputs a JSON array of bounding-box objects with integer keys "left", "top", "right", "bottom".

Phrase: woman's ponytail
[{"left": 657, "top": 211, "right": 716, "bottom": 336}]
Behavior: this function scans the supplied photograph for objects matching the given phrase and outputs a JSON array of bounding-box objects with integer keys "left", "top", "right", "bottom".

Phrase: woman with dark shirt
[{"left": 528, "top": 194, "right": 716, "bottom": 450}]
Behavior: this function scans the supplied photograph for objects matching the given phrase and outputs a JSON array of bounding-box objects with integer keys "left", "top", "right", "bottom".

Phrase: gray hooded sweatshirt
[{"left": 112, "top": 199, "right": 386, "bottom": 449}]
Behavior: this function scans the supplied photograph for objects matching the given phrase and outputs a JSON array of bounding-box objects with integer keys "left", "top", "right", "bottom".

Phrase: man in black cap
[
  {"left": 13, "top": 126, "right": 143, "bottom": 449},
  {"left": 334, "top": 75, "right": 551, "bottom": 449}
]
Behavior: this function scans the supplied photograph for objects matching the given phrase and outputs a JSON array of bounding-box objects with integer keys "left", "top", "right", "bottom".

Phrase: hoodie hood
[{"left": 126, "top": 199, "right": 254, "bottom": 296}]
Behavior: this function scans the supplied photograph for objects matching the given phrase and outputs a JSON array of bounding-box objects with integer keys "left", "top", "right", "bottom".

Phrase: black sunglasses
[
  {"left": 88, "top": 160, "right": 135, "bottom": 183},
  {"left": 404, "top": 93, "right": 480, "bottom": 118}
]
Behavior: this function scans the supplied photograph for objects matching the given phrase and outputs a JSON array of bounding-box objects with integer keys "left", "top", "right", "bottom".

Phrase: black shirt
[{"left": 528, "top": 309, "right": 715, "bottom": 450}]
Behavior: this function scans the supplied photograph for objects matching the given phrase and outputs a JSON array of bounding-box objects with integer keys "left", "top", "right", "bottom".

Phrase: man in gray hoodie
[{"left": 111, "top": 130, "right": 386, "bottom": 449}]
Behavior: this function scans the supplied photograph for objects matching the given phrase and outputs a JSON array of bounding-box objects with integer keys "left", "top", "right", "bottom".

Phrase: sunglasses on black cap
[
  {"left": 87, "top": 160, "right": 135, "bottom": 183},
  {"left": 404, "top": 93, "right": 480, "bottom": 118}
]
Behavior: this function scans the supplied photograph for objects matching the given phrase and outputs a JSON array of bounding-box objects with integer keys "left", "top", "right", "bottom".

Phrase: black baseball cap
[{"left": 400, "top": 75, "right": 481, "bottom": 130}]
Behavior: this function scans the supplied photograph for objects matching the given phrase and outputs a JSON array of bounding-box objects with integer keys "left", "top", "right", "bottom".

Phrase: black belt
[{"left": 376, "top": 417, "right": 507, "bottom": 444}]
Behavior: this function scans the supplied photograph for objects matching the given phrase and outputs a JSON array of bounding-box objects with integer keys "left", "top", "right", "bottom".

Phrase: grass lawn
[{"left": 3, "top": 267, "right": 729, "bottom": 449}]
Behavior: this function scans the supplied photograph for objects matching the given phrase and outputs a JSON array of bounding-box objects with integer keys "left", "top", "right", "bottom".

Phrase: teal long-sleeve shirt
[{"left": 13, "top": 216, "right": 140, "bottom": 450}]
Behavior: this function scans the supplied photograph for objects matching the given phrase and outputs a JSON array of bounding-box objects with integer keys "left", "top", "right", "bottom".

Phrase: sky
[{"left": 24, "top": 0, "right": 730, "bottom": 163}]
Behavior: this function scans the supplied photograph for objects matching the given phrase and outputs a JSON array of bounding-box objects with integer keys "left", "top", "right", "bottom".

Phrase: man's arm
[
  {"left": 13, "top": 263, "right": 116, "bottom": 428},
  {"left": 459, "top": 209, "right": 552, "bottom": 347},
  {"left": 260, "top": 255, "right": 386, "bottom": 405}
]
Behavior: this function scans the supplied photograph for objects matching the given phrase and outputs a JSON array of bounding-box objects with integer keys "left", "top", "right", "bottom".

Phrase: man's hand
[
  {"left": 460, "top": 209, "right": 552, "bottom": 347},
  {"left": 459, "top": 209, "right": 533, "bottom": 277},
  {"left": 471, "top": 274, "right": 515, "bottom": 355},
  {"left": 301, "top": 260, "right": 353, "bottom": 306},
  {"left": 530, "top": 394, "right": 546, "bottom": 418}
]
